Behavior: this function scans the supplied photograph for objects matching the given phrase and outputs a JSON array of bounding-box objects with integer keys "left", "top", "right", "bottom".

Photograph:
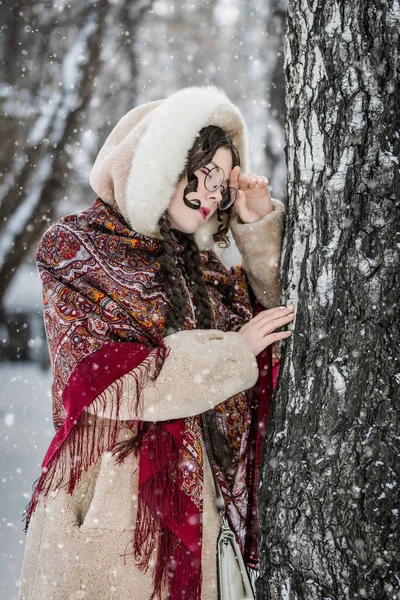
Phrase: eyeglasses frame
[{"left": 200, "top": 166, "right": 237, "bottom": 211}]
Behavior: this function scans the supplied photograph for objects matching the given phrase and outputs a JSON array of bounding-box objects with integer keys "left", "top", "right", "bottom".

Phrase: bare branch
[{"left": 0, "top": 0, "right": 109, "bottom": 308}]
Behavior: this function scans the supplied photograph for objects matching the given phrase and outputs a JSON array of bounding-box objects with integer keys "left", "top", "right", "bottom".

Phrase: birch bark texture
[{"left": 257, "top": 1, "right": 400, "bottom": 599}]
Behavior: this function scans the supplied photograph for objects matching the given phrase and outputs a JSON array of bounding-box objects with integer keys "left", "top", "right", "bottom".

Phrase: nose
[{"left": 206, "top": 186, "right": 223, "bottom": 204}]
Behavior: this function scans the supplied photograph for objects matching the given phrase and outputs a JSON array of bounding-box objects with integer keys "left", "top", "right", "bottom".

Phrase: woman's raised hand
[
  {"left": 239, "top": 306, "right": 295, "bottom": 356},
  {"left": 229, "top": 165, "right": 274, "bottom": 223}
]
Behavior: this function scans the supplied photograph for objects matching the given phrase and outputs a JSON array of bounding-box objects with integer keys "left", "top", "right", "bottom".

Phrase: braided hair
[
  {"left": 159, "top": 125, "right": 240, "bottom": 331},
  {"left": 158, "top": 125, "right": 241, "bottom": 482}
]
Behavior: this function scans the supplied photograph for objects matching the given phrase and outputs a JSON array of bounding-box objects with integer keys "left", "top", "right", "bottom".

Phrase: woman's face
[{"left": 167, "top": 146, "right": 233, "bottom": 234}]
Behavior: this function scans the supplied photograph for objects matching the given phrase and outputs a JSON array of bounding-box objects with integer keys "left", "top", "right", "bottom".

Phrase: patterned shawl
[{"left": 26, "top": 198, "right": 274, "bottom": 600}]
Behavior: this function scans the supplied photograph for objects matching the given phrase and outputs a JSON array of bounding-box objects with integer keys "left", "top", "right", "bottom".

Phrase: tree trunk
[{"left": 257, "top": 1, "right": 400, "bottom": 598}]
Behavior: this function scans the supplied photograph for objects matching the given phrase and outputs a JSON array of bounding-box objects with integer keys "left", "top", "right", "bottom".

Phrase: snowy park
[
  {"left": 1, "top": 0, "right": 399, "bottom": 598},
  {"left": 0, "top": 362, "right": 53, "bottom": 599}
]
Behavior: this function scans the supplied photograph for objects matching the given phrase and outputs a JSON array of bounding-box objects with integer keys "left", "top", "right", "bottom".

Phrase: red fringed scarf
[{"left": 26, "top": 198, "right": 274, "bottom": 599}]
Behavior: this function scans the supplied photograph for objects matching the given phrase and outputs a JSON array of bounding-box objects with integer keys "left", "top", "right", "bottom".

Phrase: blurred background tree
[
  {"left": 2, "top": 2, "right": 398, "bottom": 599},
  {"left": 0, "top": 0, "right": 286, "bottom": 363},
  {"left": 0, "top": 3, "right": 286, "bottom": 597}
]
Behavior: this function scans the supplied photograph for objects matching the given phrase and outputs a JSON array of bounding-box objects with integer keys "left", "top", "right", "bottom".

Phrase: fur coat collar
[{"left": 89, "top": 86, "right": 249, "bottom": 249}]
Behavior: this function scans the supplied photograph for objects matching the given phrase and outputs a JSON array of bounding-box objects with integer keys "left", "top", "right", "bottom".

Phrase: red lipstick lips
[{"left": 198, "top": 206, "right": 210, "bottom": 220}]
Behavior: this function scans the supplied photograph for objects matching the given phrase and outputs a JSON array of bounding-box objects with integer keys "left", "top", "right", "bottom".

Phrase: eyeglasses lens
[
  {"left": 204, "top": 167, "right": 224, "bottom": 192},
  {"left": 203, "top": 166, "right": 236, "bottom": 210},
  {"left": 219, "top": 188, "right": 237, "bottom": 210}
]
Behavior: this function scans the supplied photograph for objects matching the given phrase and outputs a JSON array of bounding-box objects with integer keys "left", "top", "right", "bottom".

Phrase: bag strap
[{"left": 200, "top": 412, "right": 226, "bottom": 522}]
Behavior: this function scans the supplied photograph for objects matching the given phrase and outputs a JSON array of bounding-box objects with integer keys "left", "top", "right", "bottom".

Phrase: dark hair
[
  {"left": 180, "top": 125, "right": 240, "bottom": 248},
  {"left": 158, "top": 124, "right": 240, "bottom": 481},
  {"left": 159, "top": 124, "right": 240, "bottom": 332}
]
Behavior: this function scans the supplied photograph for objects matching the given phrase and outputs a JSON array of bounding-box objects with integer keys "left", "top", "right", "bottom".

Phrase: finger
[
  {"left": 258, "top": 314, "right": 294, "bottom": 337},
  {"left": 254, "top": 329, "right": 292, "bottom": 356},
  {"left": 240, "top": 174, "right": 258, "bottom": 187},
  {"left": 246, "top": 176, "right": 258, "bottom": 189},
  {"left": 248, "top": 173, "right": 260, "bottom": 180},
  {"left": 247, "top": 307, "right": 293, "bottom": 329},
  {"left": 259, "top": 313, "right": 295, "bottom": 336},
  {"left": 264, "top": 330, "right": 292, "bottom": 346},
  {"left": 258, "top": 176, "right": 269, "bottom": 188},
  {"left": 229, "top": 165, "right": 240, "bottom": 188},
  {"left": 238, "top": 174, "right": 250, "bottom": 190},
  {"left": 234, "top": 189, "right": 253, "bottom": 222},
  {"left": 249, "top": 306, "right": 295, "bottom": 326}
]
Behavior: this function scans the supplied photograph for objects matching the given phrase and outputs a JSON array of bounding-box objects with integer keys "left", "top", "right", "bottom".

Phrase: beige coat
[{"left": 18, "top": 204, "right": 285, "bottom": 600}]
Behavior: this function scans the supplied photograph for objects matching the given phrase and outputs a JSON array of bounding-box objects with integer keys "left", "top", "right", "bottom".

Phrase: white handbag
[{"left": 201, "top": 414, "right": 256, "bottom": 600}]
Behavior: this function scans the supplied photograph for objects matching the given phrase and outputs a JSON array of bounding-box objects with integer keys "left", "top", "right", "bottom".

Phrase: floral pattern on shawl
[{"left": 31, "top": 197, "right": 264, "bottom": 599}]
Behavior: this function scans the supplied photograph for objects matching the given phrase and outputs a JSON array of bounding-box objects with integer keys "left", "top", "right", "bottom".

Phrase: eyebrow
[{"left": 209, "top": 161, "right": 230, "bottom": 185}]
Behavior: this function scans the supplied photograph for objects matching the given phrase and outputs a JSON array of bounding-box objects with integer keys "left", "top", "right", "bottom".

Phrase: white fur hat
[{"left": 90, "top": 86, "right": 249, "bottom": 249}]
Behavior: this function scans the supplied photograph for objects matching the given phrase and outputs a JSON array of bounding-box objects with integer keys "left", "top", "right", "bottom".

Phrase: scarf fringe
[
  {"left": 23, "top": 342, "right": 168, "bottom": 532},
  {"left": 134, "top": 511, "right": 202, "bottom": 600},
  {"left": 169, "top": 539, "right": 202, "bottom": 600},
  {"left": 149, "top": 526, "right": 202, "bottom": 600},
  {"left": 131, "top": 426, "right": 202, "bottom": 600},
  {"left": 133, "top": 427, "right": 185, "bottom": 566}
]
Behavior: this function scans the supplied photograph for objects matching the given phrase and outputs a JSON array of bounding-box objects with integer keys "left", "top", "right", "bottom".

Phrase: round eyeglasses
[{"left": 200, "top": 166, "right": 237, "bottom": 210}]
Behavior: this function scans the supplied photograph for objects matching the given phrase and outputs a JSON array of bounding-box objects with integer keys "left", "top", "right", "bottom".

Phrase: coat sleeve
[
  {"left": 229, "top": 198, "right": 285, "bottom": 309},
  {"left": 85, "top": 329, "right": 258, "bottom": 422},
  {"left": 37, "top": 222, "right": 258, "bottom": 426}
]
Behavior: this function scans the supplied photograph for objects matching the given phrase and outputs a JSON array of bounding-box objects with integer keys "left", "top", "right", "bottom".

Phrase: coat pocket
[
  {"left": 65, "top": 458, "right": 102, "bottom": 529},
  {"left": 19, "top": 450, "right": 136, "bottom": 600},
  {"left": 19, "top": 478, "right": 96, "bottom": 600},
  {"left": 78, "top": 449, "right": 137, "bottom": 533}
]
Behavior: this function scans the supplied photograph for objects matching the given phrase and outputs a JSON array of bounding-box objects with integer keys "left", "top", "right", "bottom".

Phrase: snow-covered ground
[{"left": 0, "top": 362, "right": 53, "bottom": 600}]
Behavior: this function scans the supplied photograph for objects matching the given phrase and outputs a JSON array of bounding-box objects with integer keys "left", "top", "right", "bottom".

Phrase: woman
[{"left": 19, "top": 86, "right": 294, "bottom": 600}]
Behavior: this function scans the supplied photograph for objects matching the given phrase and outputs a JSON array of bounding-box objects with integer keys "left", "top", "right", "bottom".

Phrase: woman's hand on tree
[
  {"left": 229, "top": 165, "right": 274, "bottom": 223},
  {"left": 239, "top": 306, "right": 295, "bottom": 356}
]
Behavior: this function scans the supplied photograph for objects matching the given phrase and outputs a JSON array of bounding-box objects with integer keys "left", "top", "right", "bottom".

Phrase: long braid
[
  {"left": 176, "top": 231, "right": 213, "bottom": 329},
  {"left": 158, "top": 213, "right": 235, "bottom": 481},
  {"left": 158, "top": 122, "right": 241, "bottom": 483},
  {"left": 158, "top": 213, "right": 187, "bottom": 332},
  {"left": 176, "top": 233, "right": 235, "bottom": 484}
]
